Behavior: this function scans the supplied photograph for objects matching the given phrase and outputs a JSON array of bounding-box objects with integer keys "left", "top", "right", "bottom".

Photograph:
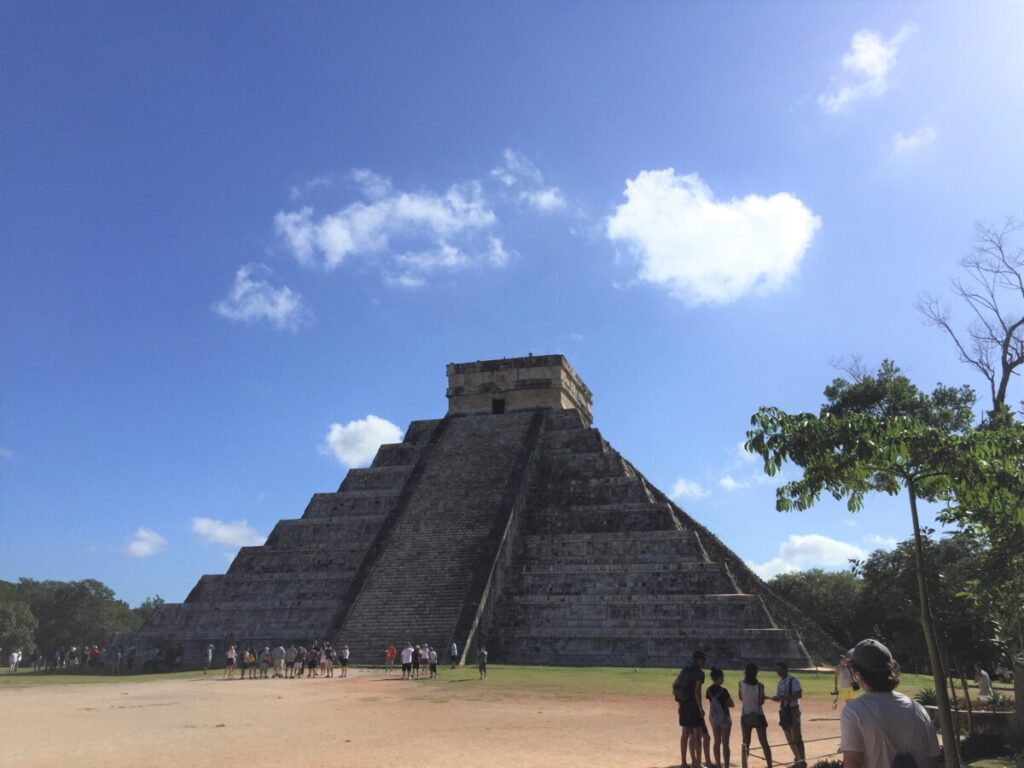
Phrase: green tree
[
  {"left": 0, "top": 600, "right": 38, "bottom": 657},
  {"left": 132, "top": 596, "right": 164, "bottom": 625},
  {"left": 746, "top": 361, "right": 1024, "bottom": 768},
  {"left": 767, "top": 569, "right": 861, "bottom": 648}
]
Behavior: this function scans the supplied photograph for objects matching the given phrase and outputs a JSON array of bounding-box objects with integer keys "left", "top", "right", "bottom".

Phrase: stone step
[
  {"left": 339, "top": 465, "right": 414, "bottom": 493},
  {"left": 522, "top": 530, "right": 701, "bottom": 563},
  {"left": 528, "top": 502, "right": 674, "bottom": 533},
  {"left": 302, "top": 491, "right": 399, "bottom": 520}
]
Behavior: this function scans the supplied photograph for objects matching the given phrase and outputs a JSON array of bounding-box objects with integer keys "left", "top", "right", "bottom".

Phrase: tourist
[
  {"left": 238, "top": 646, "right": 249, "bottom": 679},
  {"left": 840, "top": 638, "right": 939, "bottom": 768},
  {"left": 224, "top": 644, "right": 237, "bottom": 679},
  {"left": 384, "top": 643, "right": 396, "bottom": 677},
  {"left": 975, "top": 663, "right": 993, "bottom": 702},
  {"left": 306, "top": 644, "right": 318, "bottom": 678},
  {"left": 272, "top": 644, "right": 285, "bottom": 678},
  {"left": 259, "top": 646, "right": 272, "bottom": 679},
  {"left": 320, "top": 643, "right": 331, "bottom": 678},
  {"left": 401, "top": 643, "right": 414, "bottom": 680},
  {"left": 428, "top": 646, "right": 438, "bottom": 679},
  {"left": 204, "top": 644, "right": 214, "bottom": 675},
  {"left": 412, "top": 645, "right": 421, "bottom": 679},
  {"left": 738, "top": 663, "right": 771, "bottom": 768},
  {"left": 478, "top": 647, "right": 488, "bottom": 679},
  {"left": 295, "top": 645, "right": 306, "bottom": 679},
  {"left": 8, "top": 649, "right": 19, "bottom": 673},
  {"left": 770, "top": 662, "right": 805, "bottom": 768},
  {"left": 246, "top": 647, "right": 258, "bottom": 679},
  {"left": 449, "top": 640, "right": 459, "bottom": 669},
  {"left": 833, "top": 654, "right": 856, "bottom": 706},
  {"left": 340, "top": 645, "right": 350, "bottom": 678},
  {"left": 706, "top": 667, "right": 733, "bottom": 768},
  {"left": 285, "top": 644, "right": 297, "bottom": 678},
  {"left": 673, "top": 650, "right": 706, "bottom": 768}
]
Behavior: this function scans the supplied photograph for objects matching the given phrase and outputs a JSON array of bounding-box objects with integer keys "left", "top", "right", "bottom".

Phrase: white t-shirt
[
  {"left": 400, "top": 646, "right": 413, "bottom": 664},
  {"left": 739, "top": 681, "right": 764, "bottom": 715},
  {"left": 977, "top": 669, "right": 993, "bottom": 698},
  {"left": 838, "top": 664, "right": 854, "bottom": 688},
  {"left": 776, "top": 675, "right": 802, "bottom": 709},
  {"left": 840, "top": 691, "right": 940, "bottom": 767}
]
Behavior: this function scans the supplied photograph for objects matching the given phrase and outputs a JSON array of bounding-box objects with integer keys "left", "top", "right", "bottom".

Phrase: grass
[{"left": 0, "top": 664, "right": 940, "bottom": 700}]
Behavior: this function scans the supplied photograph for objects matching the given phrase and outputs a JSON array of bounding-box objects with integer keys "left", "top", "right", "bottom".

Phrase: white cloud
[
  {"left": 191, "top": 517, "right": 266, "bottom": 548},
  {"left": 289, "top": 174, "right": 333, "bottom": 201},
  {"left": 891, "top": 126, "right": 936, "bottom": 155},
  {"left": 864, "top": 534, "right": 899, "bottom": 550},
  {"left": 274, "top": 177, "right": 497, "bottom": 282},
  {"left": 321, "top": 415, "right": 403, "bottom": 468},
  {"left": 213, "top": 263, "right": 306, "bottom": 330},
  {"left": 747, "top": 534, "right": 865, "bottom": 579},
  {"left": 719, "top": 475, "right": 750, "bottom": 492},
  {"left": 819, "top": 25, "right": 916, "bottom": 113},
  {"left": 606, "top": 169, "right": 820, "bottom": 305},
  {"left": 125, "top": 528, "right": 167, "bottom": 559},
  {"left": 671, "top": 478, "right": 710, "bottom": 500},
  {"left": 0, "top": 446, "right": 12, "bottom": 460},
  {"left": 491, "top": 149, "right": 567, "bottom": 214}
]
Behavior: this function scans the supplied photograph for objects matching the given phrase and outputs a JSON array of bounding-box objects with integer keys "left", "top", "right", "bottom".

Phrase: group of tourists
[
  {"left": 221, "top": 642, "right": 351, "bottom": 679},
  {"left": 4, "top": 644, "right": 173, "bottom": 674},
  {"left": 674, "top": 639, "right": 941, "bottom": 768},
  {"left": 380, "top": 641, "right": 487, "bottom": 680}
]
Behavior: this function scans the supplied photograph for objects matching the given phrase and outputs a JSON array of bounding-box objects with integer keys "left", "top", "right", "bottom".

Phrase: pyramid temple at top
[{"left": 138, "top": 355, "right": 836, "bottom": 667}]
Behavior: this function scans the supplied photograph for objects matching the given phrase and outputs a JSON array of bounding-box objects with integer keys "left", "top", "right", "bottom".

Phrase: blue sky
[{"left": 2, "top": 2, "right": 1022, "bottom": 605}]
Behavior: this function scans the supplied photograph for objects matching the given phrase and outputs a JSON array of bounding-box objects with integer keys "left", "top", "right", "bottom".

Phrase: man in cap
[{"left": 840, "top": 639, "right": 940, "bottom": 768}]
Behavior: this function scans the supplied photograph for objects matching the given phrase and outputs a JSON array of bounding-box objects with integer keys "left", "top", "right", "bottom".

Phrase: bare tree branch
[{"left": 917, "top": 218, "right": 1024, "bottom": 414}]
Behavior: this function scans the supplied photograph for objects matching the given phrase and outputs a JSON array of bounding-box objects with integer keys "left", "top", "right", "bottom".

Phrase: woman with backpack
[
  {"left": 738, "top": 663, "right": 772, "bottom": 768},
  {"left": 706, "top": 667, "right": 734, "bottom": 768}
]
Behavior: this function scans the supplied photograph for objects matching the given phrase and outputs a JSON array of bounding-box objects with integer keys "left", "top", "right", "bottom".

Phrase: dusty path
[{"left": 2, "top": 670, "right": 843, "bottom": 768}]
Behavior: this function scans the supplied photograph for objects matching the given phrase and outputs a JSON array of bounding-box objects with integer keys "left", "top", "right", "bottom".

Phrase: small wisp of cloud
[
  {"left": 490, "top": 149, "right": 568, "bottom": 214},
  {"left": 125, "top": 527, "right": 168, "bottom": 559},
  {"left": 891, "top": 126, "right": 937, "bottom": 156},
  {"left": 819, "top": 25, "right": 916, "bottom": 113},
  {"left": 213, "top": 263, "right": 307, "bottom": 331},
  {"left": 192, "top": 517, "right": 266, "bottom": 548},
  {"left": 671, "top": 477, "right": 710, "bottom": 501}
]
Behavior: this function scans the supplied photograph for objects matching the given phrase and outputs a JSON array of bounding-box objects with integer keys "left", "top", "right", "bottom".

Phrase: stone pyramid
[{"left": 138, "top": 355, "right": 835, "bottom": 667}]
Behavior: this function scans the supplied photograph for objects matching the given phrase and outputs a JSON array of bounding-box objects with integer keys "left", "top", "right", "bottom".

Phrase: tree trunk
[
  {"left": 957, "top": 667, "right": 973, "bottom": 736},
  {"left": 908, "top": 485, "right": 960, "bottom": 768},
  {"left": 1015, "top": 659, "right": 1024, "bottom": 734}
]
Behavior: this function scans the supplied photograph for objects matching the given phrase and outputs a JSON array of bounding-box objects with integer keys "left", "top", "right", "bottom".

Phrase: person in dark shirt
[
  {"left": 673, "top": 650, "right": 707, "bottom": 768},
  {"left": 706, "top": 667, "right": 735, "bottom": 768}
]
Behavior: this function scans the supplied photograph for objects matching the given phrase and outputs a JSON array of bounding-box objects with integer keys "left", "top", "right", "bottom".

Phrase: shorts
[
  {"left": 226, "top": 659, "right": 235, "bottom": 667},
  {"left": 741, "top": 713, "right": 768, "bottom": 729},
  {"left": 839, "top": 686, "right": 855, "bottom": 702},
  {"left": 285, "top": 661, "right": 294, "bottom": 668},
  {"left": 678, "top": 704, "right": 705, "bottom": 729},
  {"left": 307, "top": 661, "right": 317, "bottom": 669},
  {"left": 341, "top": 659, "right": 348, "bottom": 667},
  {"left": 429, "top": 663, "right": 437, "bottom": 673},
  {"left": 402, "top": 663, "right": 412, "bottom": 673}
]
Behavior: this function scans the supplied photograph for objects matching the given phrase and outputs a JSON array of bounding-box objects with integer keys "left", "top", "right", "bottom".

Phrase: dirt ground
[{"left": 2, "top": 669, "right": 845, "bottom": 768}]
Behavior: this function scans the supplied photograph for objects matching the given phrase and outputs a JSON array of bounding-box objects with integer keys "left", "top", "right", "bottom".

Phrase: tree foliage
[
  {"left": 767, "top": 569, "right": 861, "bottom": 648},
  {"left": 747, "top": 361, "right": 1024, "bottom": 768},
  {"left": 0, "top": 579, "right": 151, "bottom": 652}
]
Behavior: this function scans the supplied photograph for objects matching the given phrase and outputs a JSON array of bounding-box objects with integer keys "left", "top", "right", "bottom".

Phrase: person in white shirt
[
  {"left": 974, "top": 663, "right": 993, "bottom": 701},
  {"left": 833, "top": 654, "right": 857, "bottom": 706},
  {"left": 400, "top": 643, "right": 414, "bottom": 680},
  {"left": 840, "top": 638, "right": 940, "bottom": 768},
  {"left": 770, "top": 663, "right": 804, "bottom": 768}
]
